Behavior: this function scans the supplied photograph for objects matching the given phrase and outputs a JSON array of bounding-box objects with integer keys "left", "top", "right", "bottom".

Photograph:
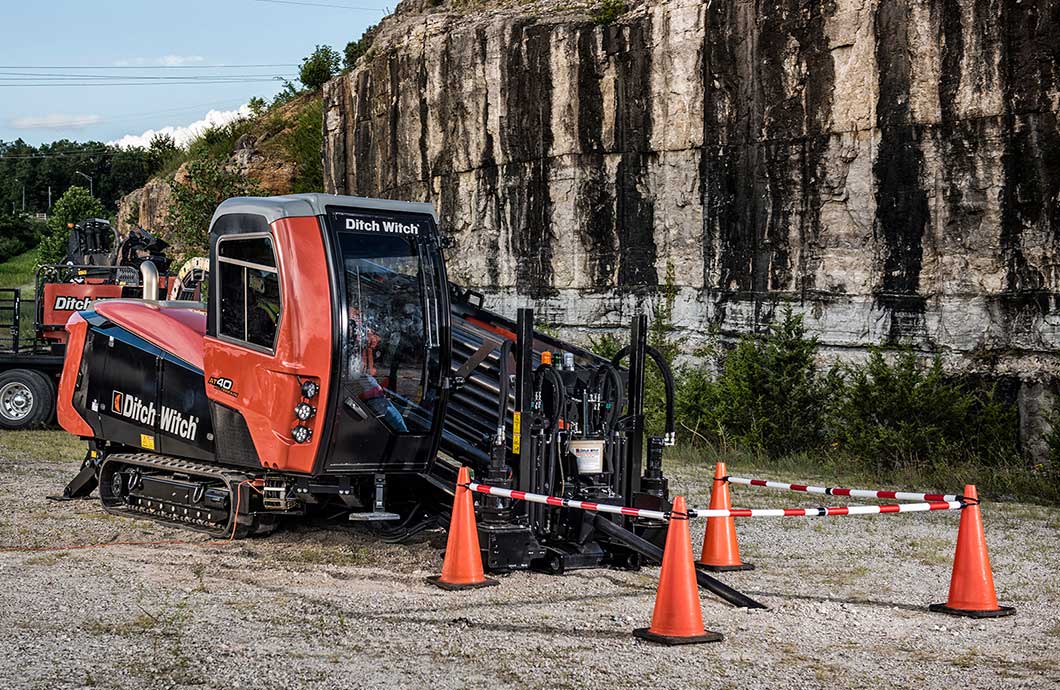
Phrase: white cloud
[
  {"left": 108, "top": 105, "right": 252, "bottom": 149},
  {"left": 10, "top": 114, "right": 103, "bottom": 130},
  {"left": 114, "top": 55, "right": 206, "bottom": 67}
]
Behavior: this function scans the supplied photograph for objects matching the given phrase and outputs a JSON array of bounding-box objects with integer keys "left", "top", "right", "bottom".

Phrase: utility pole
[
  {"left": 48, "top": 185, "right": 52, "bottom": 210},
  {"left": 75, "top": 170, "right": 93, "bottom": 197}
]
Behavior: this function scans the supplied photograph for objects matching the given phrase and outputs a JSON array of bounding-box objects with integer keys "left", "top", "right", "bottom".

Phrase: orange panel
[
  {"left": 57, "top": 313, "right": 94, "bottom": 437},
  {"left": 94, "top": 300, "right": 207, "bottom": 370},
  {"left": 203, "top": 215, "right": 333, "bottom": 474}
]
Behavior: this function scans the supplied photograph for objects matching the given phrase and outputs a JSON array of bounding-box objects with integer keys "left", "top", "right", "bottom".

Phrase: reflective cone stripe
[
  {"left": 728, "top": 476, "right": 958, "bottom": 503},
  {"left": 699, "top": 462, "right": 749, "bottom": 569}
]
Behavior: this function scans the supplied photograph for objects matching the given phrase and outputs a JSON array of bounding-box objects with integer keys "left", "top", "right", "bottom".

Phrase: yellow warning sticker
[
  {"left": 140, "top": 434, "right": 156, "bottom": 451},
  {"left": 512, "top": 412, "right": 521, "bottom": 455}
]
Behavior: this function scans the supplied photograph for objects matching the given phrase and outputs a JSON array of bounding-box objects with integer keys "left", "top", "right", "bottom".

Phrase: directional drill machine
[{"left": 59, "top": 194, "right": 680, "bottom": 574}]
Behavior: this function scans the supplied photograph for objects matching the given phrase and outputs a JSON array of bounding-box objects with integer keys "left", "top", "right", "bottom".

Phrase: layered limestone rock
[{"left": 323, "top": 0, "right": 1060, "bottom": 452}]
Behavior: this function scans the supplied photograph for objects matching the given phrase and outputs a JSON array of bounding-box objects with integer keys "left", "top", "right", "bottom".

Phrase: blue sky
[{"left": 0, "top": 0, "right": 389, "bottom": 146}]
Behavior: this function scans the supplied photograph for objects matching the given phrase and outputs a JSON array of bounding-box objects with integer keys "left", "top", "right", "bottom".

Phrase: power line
[
  {"left": 252, "top": 0, "right": 384, "bottom": 10},
  {"left": 0, "top": 63, "right": 298, "bottom": 69},
  {"left": 0, "top": 79, "right": 289, "bottom": 87},
  {"left": 0, "top": 72, "right": 293, "bottom": 80}
]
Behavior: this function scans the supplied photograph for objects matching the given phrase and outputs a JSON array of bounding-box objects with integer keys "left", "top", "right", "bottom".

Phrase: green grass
[
  {"left": 0, "top": 430, "right": 84, "bottom": 464},
  {"left": 0, "top": 247, "right": 39, "bottom": 290},
  {"left": 664, "top": 441, "right": 1060, "bottom": 506}
]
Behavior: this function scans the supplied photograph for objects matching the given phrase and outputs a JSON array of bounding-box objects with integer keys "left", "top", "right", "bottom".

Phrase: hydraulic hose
[
  {"left": 592, "top": 514, "right": 766, "bottom": 609},
  {"left": 533, "top": 364, "right": 566, "bottom": 431},
  {"left": 495, "top": 341, "right": 512, "bottom": 445},
  {"left": 610, "top": 344, "right": 675, "bottom": 440},
  {"left": 590, "top": 363, "right": 625, "bottom": 431}
]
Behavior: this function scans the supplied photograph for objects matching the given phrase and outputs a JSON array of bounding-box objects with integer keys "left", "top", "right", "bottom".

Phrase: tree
[
  {"left": 146, "top": 133, "right": 179, "bottom": 174},
  {"left": 0, "top": 213, "right": 41, "bottom": 263},
  {"left": 299, "top": 45, "right": 342, "bottom": 91},
  {"left": 38, "top": 186, "right": 105, "bottom": 265},
  {"left": 247, "top": 96, "right": 268, "bottom": 118},
  {"left": 168, "top": 158, "right": 261, "bottom": 256},
  {"left": 343, "top": 24, "right": 378, "bottom": 69}
]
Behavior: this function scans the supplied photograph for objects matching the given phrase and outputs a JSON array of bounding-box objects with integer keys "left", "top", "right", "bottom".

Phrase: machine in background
[{"left": 0, "top": 220, "right": 183, "bottom": 429}]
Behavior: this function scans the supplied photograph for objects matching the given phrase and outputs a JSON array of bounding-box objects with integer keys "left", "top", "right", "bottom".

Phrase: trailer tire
[{"left": 0, "top": 369, "right": 55, "bottom": 429}]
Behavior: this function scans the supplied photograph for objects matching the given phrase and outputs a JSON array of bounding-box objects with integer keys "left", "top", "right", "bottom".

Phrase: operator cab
[{"left": 204, "top": 195, "right": 451, "bottom": 479}]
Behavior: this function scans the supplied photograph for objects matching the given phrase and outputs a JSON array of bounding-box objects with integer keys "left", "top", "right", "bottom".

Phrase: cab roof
[{"left": 211, "top": 194, "right": 438, "bottom": 227}]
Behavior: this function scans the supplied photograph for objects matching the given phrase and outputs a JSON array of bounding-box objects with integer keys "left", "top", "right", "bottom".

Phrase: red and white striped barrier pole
[
  {"left": 464, "top": 482, "right": 965, "bottom": 519},
  {"left": 726, "top": 476, "right": 961, "bottom": 503}
]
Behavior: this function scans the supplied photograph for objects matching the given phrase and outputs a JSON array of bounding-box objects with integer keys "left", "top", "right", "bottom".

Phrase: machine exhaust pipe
[{"left": 140, "top": 260, "right": 159, "bottom": 300}]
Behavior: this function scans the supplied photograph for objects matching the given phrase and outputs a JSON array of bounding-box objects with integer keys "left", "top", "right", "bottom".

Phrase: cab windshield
[{"left": 339, "top": 231, "right": 435, "bottom": 433}]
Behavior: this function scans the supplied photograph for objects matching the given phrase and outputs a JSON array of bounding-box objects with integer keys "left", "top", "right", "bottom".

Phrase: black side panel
[
  {"left": 210, "top": 402, "right": 262, "bottom": 469},
  {"left": 157, "top": 357, "right": 214, "bottom": 461},
  {"left": 76, "top": 323, "right": 215, "bottom": 463}
]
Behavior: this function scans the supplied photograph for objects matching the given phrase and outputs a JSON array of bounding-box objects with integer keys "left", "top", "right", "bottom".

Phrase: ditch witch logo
[
  {"left": 111, "top": 390, "right": 199, "bottom": 441},
  {"left": 53, "top": 296, "right": 94, "bottom": 311}
]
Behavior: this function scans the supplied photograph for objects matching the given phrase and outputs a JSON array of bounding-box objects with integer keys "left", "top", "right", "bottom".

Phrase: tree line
[{"left": 0, "top": 137, "right": 177, "bottom": 216}]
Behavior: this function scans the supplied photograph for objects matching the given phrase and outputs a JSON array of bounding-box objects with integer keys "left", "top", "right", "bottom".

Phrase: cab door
[{"left": 202, "top": 216, "right": 335, "bottom": 474}]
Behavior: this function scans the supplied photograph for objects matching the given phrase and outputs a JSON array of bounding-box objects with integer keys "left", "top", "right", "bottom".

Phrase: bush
[
  {"left": 279, "top": 99, "right": 324, "bottom": 193},
  {"left": 167, "top": 158, "right": 261, "bottom": 256},
  {"left": 38, "top": 187, "right": 105, "bottom": 266},
  {"left": 591, "top": 0, "right": 627, "bottom": 25},
  {"left": 344, "top": 25, "right": 378, "bottom": 70},
  {"left": 299, "top": 45, "right": 342, "bottom": 91},
  {"left": 832, "top": 350, "right": 1021, "bottom": 471},
  {"left": 186, "top": 118, "right": 254, "bottom": 162},
  {"left": 0, "top": 213, "right": 41, "bottom": 264},
  {"left": 677, "top": 309, "right": 838, "bottom": 455},
  {"left": 146, "top": 133, "right": 180, "bottom": 176}
]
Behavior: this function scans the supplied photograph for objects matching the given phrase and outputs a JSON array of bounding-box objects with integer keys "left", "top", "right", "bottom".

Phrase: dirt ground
[{"left": 1, "top": 430, "right": 1058, "bottom": 690}]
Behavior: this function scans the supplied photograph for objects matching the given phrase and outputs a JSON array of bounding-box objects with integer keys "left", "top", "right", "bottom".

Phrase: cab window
[{"left": 217, "top": 236, "right": 281, "bottom": 350}]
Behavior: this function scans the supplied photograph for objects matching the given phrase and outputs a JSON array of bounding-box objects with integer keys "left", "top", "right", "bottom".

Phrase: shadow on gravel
[
  {"left": 745, "top": 590, "right": 924, "bottom": 613},
  {"left": 376, "top": 614, "right": 634, "bottom": 641}
]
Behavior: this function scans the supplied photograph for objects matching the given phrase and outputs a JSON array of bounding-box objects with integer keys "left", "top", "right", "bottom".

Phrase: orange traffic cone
[
  {"left": 634, "top": 496, "right": 724, "bottom": 645},
  {"left": 698, "top": 462, "right": 753, "bottom": 572},
  {"left": 426, "top": 467, "right": 498, "bottom": 591},
  {"left": 929, "top": 485, "right": 1014, "bottom": 618}
]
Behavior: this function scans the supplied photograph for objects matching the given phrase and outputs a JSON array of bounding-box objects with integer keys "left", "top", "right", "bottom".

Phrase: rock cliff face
[{"left": 323, "top": 0, "right": 1060, "bottom": 450}]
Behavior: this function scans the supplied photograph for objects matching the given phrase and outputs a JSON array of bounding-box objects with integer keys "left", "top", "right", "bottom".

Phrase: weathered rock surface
[{"left": 324, "top": 0, "right": 1060, "bottom": 451}]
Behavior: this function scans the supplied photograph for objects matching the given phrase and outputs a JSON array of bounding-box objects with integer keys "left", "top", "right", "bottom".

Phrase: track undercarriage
[{"left": 98, "top": 453, "right": 277, "bottom": 538}]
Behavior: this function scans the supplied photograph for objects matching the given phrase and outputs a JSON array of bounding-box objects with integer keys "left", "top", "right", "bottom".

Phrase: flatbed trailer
[{"left": 0, "top": 261, "right": 173, "bottom": 429}]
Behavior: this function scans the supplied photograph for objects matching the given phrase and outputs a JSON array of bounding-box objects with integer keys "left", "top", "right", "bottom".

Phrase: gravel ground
[{"left": 1, "top": 430, "right": 1058, "bottom": 689}]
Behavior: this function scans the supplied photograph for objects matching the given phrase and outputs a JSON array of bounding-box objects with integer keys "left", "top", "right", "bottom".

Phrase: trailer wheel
[{"left": 0, "top": 369, "right": 55, "bottom": 429}]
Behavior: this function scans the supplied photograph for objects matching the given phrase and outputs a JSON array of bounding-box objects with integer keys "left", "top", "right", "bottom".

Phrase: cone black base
[
  {"left": 929, "top": 603, "right": 1015, "bottom": 619},
  {"left": 697, "top": 562, "right": 755, "bottom": 573},
  {"left": 425, "top": 575, "right": 499, "bottom": 590},
  {"left": 633, "top": 628, "right": 724, "bottom": 645}
]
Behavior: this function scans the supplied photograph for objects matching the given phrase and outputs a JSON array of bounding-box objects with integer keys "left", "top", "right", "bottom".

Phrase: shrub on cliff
[
  {"left": 38, "top": 187, "right": 105, "bottom": 266},
  {"left": 344, "top": 24, "right": 378, "bottom": 70},
  {"left": 280, "top": 99, "right": 324, "bottom": 193},
  {"left": 299, "top": 45, "right": 342, "bottom": 91},
  {"left": 168, "top": 158, "right": 261, "bottom": 256},
  {"left": 592, "top": 0, "right": 627, "bottom": 25}
]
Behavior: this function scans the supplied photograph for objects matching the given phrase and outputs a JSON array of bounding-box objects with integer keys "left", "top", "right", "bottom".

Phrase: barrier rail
[
  {"left": 465, "top": 482, "right": 966, "bottom": 520},
  {"left": 726, "top": 476, "right": 960, "bottom": 503}
]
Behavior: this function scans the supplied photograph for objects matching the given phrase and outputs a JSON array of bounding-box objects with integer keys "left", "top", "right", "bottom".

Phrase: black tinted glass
[{"left": 218, "top": 237, "right": 276, "bottom": 267}]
